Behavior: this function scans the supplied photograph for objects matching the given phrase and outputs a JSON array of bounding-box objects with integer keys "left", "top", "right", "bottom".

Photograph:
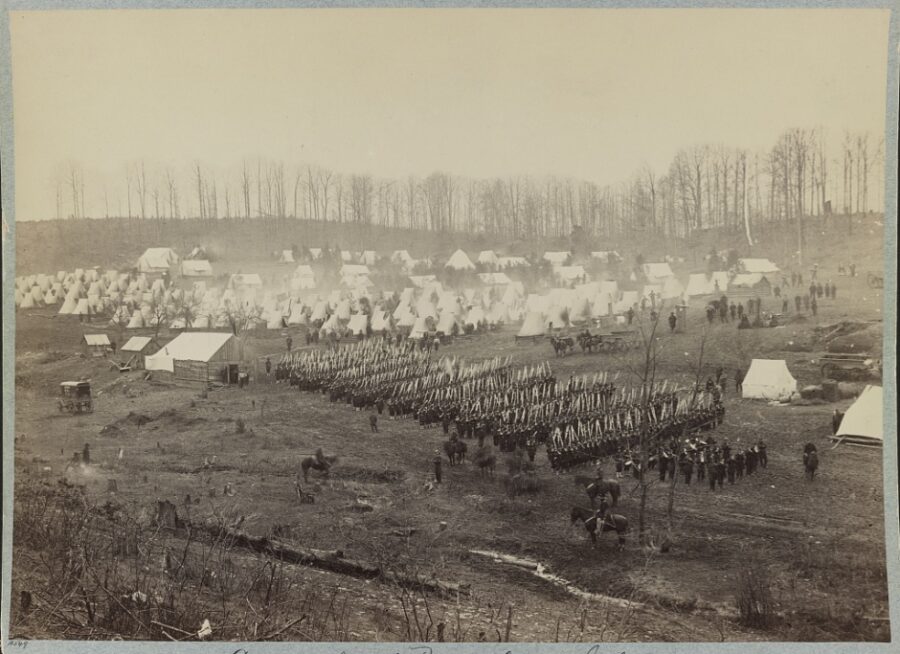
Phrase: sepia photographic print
[{"left": 1, "top": 4, "right": 897, "bottom": 652}]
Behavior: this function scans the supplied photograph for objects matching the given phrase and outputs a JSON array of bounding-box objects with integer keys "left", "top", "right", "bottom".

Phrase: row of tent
[{"left": 515, "top": 279, "right": 683, "bottom": 337}]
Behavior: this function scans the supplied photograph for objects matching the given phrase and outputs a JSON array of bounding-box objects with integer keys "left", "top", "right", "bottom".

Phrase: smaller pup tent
[
  {"left": 741, "top": 359, "right": 797, "bottom": 401},
  {"left": 833, "top": 385, "right": 883, "bottom": 446}
]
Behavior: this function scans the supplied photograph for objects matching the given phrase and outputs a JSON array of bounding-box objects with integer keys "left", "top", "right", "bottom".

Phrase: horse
[
  {"left": 578, "top": 333, "right": 603, "bottom": 354},
  {"left": 443, "top": 438, "right": 468, "bottom": 466},
  {"left": 570, "top": 503, "right": 629, "bottom": 550},
  {"left": 300, "top": 448, "right": 338, "bottom": 482},
  {"left": 803, "top": 451, "right": 819, "bottom": 481},
  {"left": 573, "top": 475, "right": 621, "bottom": 508},
  {"left": 473, "top": 447, "right": 497, "bottom": 478},
  {"left": 550, "top": 336, "right": 575, "bottom": 357}
]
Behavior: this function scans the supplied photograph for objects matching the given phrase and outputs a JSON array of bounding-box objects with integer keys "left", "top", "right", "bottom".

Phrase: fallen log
[{"left": 177, "top": 517, "right": 470, "bottom": 597}]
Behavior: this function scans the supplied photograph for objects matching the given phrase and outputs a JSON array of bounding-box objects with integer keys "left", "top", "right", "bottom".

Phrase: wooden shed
[
  {"left": 144, "top": 332, "right": 243, "bottom": 384},
  {"left": 119, "top": 336, "right": 162, "bottom": 370},
  {"left": 82, "top": 334, "right": 112, "bottom": 358}
]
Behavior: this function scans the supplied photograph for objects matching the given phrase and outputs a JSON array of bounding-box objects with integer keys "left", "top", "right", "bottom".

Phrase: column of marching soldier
[{"left": 273, "top": 337, "right": 766, "bottom": 489}]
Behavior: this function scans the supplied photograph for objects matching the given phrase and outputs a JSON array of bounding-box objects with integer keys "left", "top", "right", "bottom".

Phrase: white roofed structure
[
  {"left": 741, "top": 359, "right": 797, "bottom": 401},
  {"left": 685, "top": 273, "right": 715, "bottom": 297},
  {"left": 144, "top": 332, "right": 242, "bottom": 382},
  {"left": 347, "top": 313, "right": 369, "bottom": 336},
  {"left": 517, "top": 312, "right": 546, "bottom": 338},
  {"left": 498, "top": 256, "right": 529, "bottom": 269},
  {"left": 738, "top": 258, "right": 780, "bottom": 274},
  {"left": 445, "top": 249, "right": 476, "bottom": 271},
  {"left": 543, "top": 251, "right": 570, "bottom": 265},
  {"left": 182, "top": 260, "right": 213, "bottom": 277},
  {"left": 642, "top": 262, "right": 675, "bottom": 281},
  {"left": 477, "top": 250, "right": 500, "bottom": 266},
  {"left": 478, "top": 272, "right": 512, "bottom": 286},
  {"left": 834, "top": 386, "right": 883, "bottom": 446},
  {"left": 137, "top": 248, "right": 180, "bottom": 274}
]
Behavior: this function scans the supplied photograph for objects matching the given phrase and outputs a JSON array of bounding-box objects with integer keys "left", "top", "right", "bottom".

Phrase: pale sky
[{"left": 10, "top": 8, "right": 891, "bottom": 220}]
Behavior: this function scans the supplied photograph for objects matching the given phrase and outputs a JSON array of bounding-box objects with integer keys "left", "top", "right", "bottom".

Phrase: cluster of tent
[
  {"left": 443, "top": 249, "right": 530, "bottom": 272},
  {"left": 13, "top": 268, "right": 138, "bottom": 316},
  {"left": 384, "top": 280, "right": 526, "bottom": 339},
  {"left": 516, "top": 280, "right": 634, "bottom": 337}
]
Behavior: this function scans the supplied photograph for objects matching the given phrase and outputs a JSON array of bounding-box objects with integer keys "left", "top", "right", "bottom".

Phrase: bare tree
[
  {"left": 68, "top": 163, "right": 81, "bottom": 219},
  {"left": 241, "top": 160, "right": 252, "bottom": 219},
  {"left": 137, "top": 161, "right": 148, "bottom": 220},
  {"left": 148, "top": 297, "right": 171, "bottom": 341},
  {"left": 219, "top": 300, "right": 263, "bottom": 336},
  {"left": 194, "top": 163, "right": 206, "bottom": 220}
]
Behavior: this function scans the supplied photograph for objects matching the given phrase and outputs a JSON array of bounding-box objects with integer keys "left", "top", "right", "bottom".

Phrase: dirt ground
[
  {"left": 9, "top": 216, "right": 891, "bottom": 641},
  {"left": 10, "top": 268, "right": 890, "bottom": 642}
]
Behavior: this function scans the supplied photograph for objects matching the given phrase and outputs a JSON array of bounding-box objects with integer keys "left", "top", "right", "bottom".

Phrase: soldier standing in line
[
  {"left": 433, "top": 451, "right": 443, "bottom": 484},
  {"left": 757, "top": 439, "right": 768, "bottom": 468},
  {"left": 715, "top": 458, "right": 726, "bottom": 489},
  {"left": 681, "top": 455, "right": 694, "bottom": 485}
]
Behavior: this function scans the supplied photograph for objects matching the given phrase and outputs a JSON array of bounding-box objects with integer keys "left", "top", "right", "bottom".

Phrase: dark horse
[
  {"left": 574, "top": 475, "right": 621, "bottom": 508},
  {"left": 803, "top": 450, "right": 819, "bottom": 481},
  {"left": 300, "top": 448, "right": 338, "bottom": 482},
  {"left": 473, "top": 447, "right": 497, "bottom": 478},
  {"left": 550, "top": 336, "right": 575, "bottom": 357},
  {"left": 570, "top": 502, "right": 629, "bottom": 550},
  {"left": 443, "top": 438, "right": 468, "bottom": 466}
]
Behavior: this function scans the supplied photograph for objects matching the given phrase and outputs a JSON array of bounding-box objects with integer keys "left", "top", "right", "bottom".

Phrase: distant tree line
[{"left": 53, "top": 127, "right": 883, "bottom": 246}]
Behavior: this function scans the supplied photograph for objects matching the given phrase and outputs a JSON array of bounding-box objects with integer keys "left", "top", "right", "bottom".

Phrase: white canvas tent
[
  {"left": 545, "top": 305, "right": 571, "bottom": 330},
  {"left": 642, "top": 262, "right": 675, "bottom": 282},
  {"left": 478, "top": 272, "right": 512, "bottom": 286},
  {"left": 409, "top": 315, "right": 432, "bottom": 339},
  {"left": 498, "top": 256, "right": 529, "bottom": 269},
  {"left": 347, "top": 313, "right": 369, "bottom": 336},
  {"left": 445, "top": 249, "right": 476, "bottom": 271},
  {"left": 137, "top": 248, "right": 179, "bottom": 274},
  {"left": 661, "top": 276, "right": 685, "bottom": 299},
  {"left": 19, "top": 292, "right": 36, "bottom": 309},
  {"left": 543, "top": 251, "right": 570, "bottom": 265},
  {"left": 517, "top": 312, "right": 546, "bottom": 338},
  {"left": 371, "top": 310, "right": 390, "bottom": 332},
  {"left": 392, "top": 250, "right": 414, "bottom": 265},
  {"left": 182, "top": 260, "right": 213, "bottom": 277},
  {"left": 833, "top": 385, "right": 883, "bottom": 446},
  {"left": 741, "top": 359, "right": 797, "bottom": 401},
  {"left": 435, "top": 311, "right": 460, "bottom": 335},
  {"left": 685, "top": 273, "right": 715, "bottom": 297},
  {"left": 465, "top": 306, "right": 486, "bottom": 327},
  {"left": 557, "top": 265, "right": 587, "bottom": 283},
  {"left": 278, "top": 250, "right": 295, "bottom": 263},
  {"left": 477, "top": 250, "right": 499, "bottom": 266},
  {"left": 126, "top": 310, "right": 145, "bottom": 329},
  {"left": 739, "top": 258, "right": 780, "bottom": 274},
  {"left": 710, "top": 271, "right": 731, "bottom": 295}
]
